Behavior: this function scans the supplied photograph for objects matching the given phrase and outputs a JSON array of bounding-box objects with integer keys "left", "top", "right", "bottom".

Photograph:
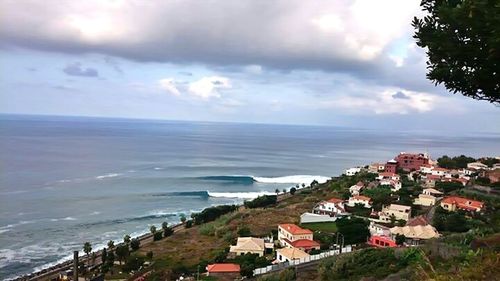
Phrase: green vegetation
[
  {"left": 435, "top": 181, "right": 464, "bottom": 193},
  {"left": 229, "top": 253, "right": 271, "bottom": 278},
  {"left": 437, "top": 155, "right": 476, "bottom": 169},
  {"left": 83, "top": 242, "right": 92, "bottom": 258},
  {"left": 336, "top": 217, "right": 369, "bottom": 245},
  {"left": 191, "top": 204, "right": 238, "bottom": 224},
  {"left": 433, "top": 206, "right": 470, "bottom": 233},
  {"left": 301, "top": 222, "right": 337, "bottom": 233},
  {"left": 257, "top": 268, "right": 296, "bottom": 281},
  {"left": 362, "top": 185, "right": 392, "bottom": 211},
  {"left": 244, "top": 195, "right": 277, "bottom": 209},
  {"left": 130, "top": 238, "right": 140, "bottom": 251},
  {"left": 413, "top": 0, "right": 500, "bottom": 103}
]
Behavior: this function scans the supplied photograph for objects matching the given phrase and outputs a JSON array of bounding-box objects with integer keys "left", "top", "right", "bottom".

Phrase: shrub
[
  {"left": 122, "top": 255, "right": 145, "bottom": 273},
  {"left": 244, "top": 195, "right": 277, "bottom": 209},
  {"left": 185, "top": 220, "right": 193, "bottom": 228},
  {"left": 191, "top": 205, "right": 237, "bottom": 225},
  {"left": 153, "top": 231, "right": 163, "bottom": 241},
  {"left": 130, "top": 238, "right": 140, "bottom": 251},
  {"left": 237, "top": 226, "right": 252, "bottom": 237}
]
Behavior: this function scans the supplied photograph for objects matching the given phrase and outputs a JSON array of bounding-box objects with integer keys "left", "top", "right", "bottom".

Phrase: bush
[
  {"left": 185, "top": 220, "right": 193, "bottom": 228},
  {"left": 436, "top": 181, "right": 463, "bottom": 193},
  {"left": 153, "top": 231, "right": 163, "bottom": 241},
  {"left": 437, "top": 155, "right": 476, "bottom": 169},
  {"left": 199, "top": 224, "right": 216, "bottom": 236},
  {"left": 122, "top": 255, "right": 145, "bottom": 273},
  {"left": 191, "top": 205, "right": 238, "bottom": 225},
  {"left": 237, "top": 226, "right": 252, "bottom": 237},
  {"left": 244, "top": 195, "right": 277, "bottom": 209},
  {"left": 130, "top": 238, "right": 140, "bottom": 251},
  {"left": 336, "top": 217, "right": 370, "bottom": 245},
  {"left": 163, "top": 227, "right": 174, "bottom": 237}
]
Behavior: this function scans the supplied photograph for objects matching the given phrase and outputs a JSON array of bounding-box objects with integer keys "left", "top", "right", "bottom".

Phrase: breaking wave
[{"left": 197, "top": 175, "right": 329, "bottom": 185}]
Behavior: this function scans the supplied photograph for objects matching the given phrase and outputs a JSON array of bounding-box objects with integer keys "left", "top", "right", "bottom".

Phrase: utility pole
[{"left": 73, "top": 251, "right": 79, "bottom": 281}]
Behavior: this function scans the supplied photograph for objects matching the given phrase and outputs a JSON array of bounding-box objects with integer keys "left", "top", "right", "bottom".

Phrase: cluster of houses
[{"left": 207, "top": 152, "right": 490, "bottom": 279}]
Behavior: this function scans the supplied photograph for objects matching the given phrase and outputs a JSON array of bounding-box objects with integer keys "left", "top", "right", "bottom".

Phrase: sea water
[{"left": 0, "top": 114, "right": 499, "bottom": 279}]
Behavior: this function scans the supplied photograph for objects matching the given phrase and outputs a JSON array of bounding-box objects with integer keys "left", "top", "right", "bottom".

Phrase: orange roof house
[
  {"left": 207, "top": 263, "right": 240, "bottom": 278},
  {"left": 288, "top": 239, "right": 320, "bottom": 252},
  {"left": 440, "top": 196, "right": 484, "bottom": 212}
]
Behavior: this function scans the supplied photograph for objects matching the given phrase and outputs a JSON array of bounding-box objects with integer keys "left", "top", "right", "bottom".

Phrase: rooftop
[
  {"left": 279, "top": 223, "right": 313, "bottom": 235},
  {"left": 391, "top": 225, "right": 439, "bottom": 240},
  {"left": 277, "top": 247, "right": 310, "bottom": 259},
  {"left": 289, "top": 239, "right": 320, "bottom": 248},
  {"left": 207, "top": 263, "right": 241, "bottom": 273},
  {"left": 441, "top": 196, "right": 484, "bottom": 210},
  {"left": 352, "top": 195, "right": 372, "bottom": 201}
]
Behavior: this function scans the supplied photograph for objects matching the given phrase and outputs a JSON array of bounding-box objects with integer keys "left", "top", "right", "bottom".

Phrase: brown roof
[
  {"left": 327, "top": 197, "right": 344, "bottom": 204},
  {"left": 406, "top": 215, "right": 429, "bottom": 226},
  {"left": 352, "top": 195, "right": 371, "bottom": 202},
  {"left": 207, "top": 263, "right": 240, "bottom": 273},
  {"left": 441, "top": 196, "right": 484, "bottom": 211}
]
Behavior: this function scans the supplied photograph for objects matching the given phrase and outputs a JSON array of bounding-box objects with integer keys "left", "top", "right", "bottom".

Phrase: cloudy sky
[{"left": 1, "top": 0, "right": 499, "bottom": 132}]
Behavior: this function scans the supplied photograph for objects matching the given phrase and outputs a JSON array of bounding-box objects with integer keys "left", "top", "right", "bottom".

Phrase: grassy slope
[{"left": 133, "top": 183, "right": 345, "bottom": 279}]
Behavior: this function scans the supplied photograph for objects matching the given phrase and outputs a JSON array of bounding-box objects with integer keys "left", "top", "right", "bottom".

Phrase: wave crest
[{"left": 253, "top": 175, "right": 329, "bottom": 184}]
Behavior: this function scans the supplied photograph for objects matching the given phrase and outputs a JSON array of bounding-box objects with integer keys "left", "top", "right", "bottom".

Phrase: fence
[{"left": 253, "top": 245, "right": 352, "bottom": 276}]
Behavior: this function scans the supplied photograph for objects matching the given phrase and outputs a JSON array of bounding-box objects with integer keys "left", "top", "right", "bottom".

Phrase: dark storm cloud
[{"left": 63, "top": 62, "right": 99, "bottom": 77}]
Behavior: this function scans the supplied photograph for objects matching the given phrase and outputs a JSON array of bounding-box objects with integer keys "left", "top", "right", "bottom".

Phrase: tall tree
[
  {"left": 413, "top": 0, "right": 500, "bottom": 103},
  {"left": 83, "top": 242, "right": 92, "bottom": 259},
  {"left": 123, "top": 235, "right": 131, "bottom": 245},
  {"left": 107, "top": 240, "right": 115, "bottom": 251}
]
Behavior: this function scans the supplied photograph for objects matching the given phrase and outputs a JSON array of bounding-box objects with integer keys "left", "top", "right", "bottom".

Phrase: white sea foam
[
  {"left": 253, "top": 175, "right": 330, "bottom": 185},
  {"left": 153, "top": 167, "right": 163, "bottom": 170},
  {"left": 95, "top": 173, "right": 122, "bottom": 180},
  {"left": 49, "top": 217, "right": 76, "bottom": 222},
  {"left": 207, "top": 191, "right": 275, "bottom": 199},
  {"left": 90, "top": 211, "right": 101, "bottom": 215}
]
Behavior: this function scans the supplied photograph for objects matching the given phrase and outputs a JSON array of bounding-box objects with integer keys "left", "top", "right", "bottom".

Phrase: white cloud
[
  {"left": 158, "top": 78, "right": 181, "bottom": 96},
  {"left": 158, "top": 76, "right": 231, "bottom": 100},
  {"left": 188, "top": 76, "right": 231, "bottom": 99}
]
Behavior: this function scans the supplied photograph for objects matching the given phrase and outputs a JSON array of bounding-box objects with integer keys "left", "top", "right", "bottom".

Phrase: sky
[{"left": 0, "top": 0, "right": 499, "bottom": 132}]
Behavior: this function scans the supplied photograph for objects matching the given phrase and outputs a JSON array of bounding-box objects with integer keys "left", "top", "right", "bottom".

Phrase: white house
[
  {"left": 377, "top": 172, "right": 400, "bottom": 181},
  {"left": 276, "top": 248, "right": 309, "bottom": 263},
  {"left": 313, "top": 198, "right": 346, "bottom": 216},
  {"left": 379, "top": 204, "right": 412, "bottom": 222},
  {"left": 278, "top": 224, "right": 314, "bottom": 246},
  {"left": 345, "top": 167, "right": 362, "bottom": 176},
  {"left": 369, "top": 221, "right": 391, "bottom": 237},
  {"left": 349, "top": 181, "right": 364, "bottom": 195},
  {"left": 379, "top": 179, "right": 402, "bottom": 192},
  {"left": 467, "top": 162, "right": 488, "bottom": 170},
  {"left": 300, "top": 212, "right": 337, "bottom": 224},
  {"left": 347, "top": 195, "right": 372, "bottom": 208},
  {"left": 419, "top": 164, "right": 434, "bottom": 174},
  {"left": 431, "top": 167, "right": 450, "bottom": 177}
]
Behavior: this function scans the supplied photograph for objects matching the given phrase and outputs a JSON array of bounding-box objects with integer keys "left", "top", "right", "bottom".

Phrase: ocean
[{"left": 0, "top": 114, "right": 499, "bottom": 280}]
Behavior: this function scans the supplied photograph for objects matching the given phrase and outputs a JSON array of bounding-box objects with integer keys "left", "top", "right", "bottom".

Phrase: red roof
[
  {"left": 352, "top": 195, "right": 372, "bottom": 202},
  {"left": 327, "top": 197, "right": 344, "bottom": 204},
  {"left": 289, "top": 239, "right": 320, "bottom": 249},
  {"left": 207, "top": 263, "right": 241, "bottom": 273},
  {"left": 433, "top": 167, "right": 449, "bottom": 172},
  {"left": 426, "top": 175, "right": 441, "bottom": 180},
  {"left": 441, "top": 196, "right": 484, "bottom": 211},
  {"left": 279, "top": 224, "right": 313, "bottom": 235}
]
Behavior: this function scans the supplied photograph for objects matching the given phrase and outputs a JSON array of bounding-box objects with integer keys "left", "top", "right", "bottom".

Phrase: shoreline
[{"left": 10, "top": 187, "right": 301, "bottom": 281}]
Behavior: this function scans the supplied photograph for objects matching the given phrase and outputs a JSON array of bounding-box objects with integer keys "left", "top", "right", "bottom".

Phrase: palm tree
[
  {"left": 123, "top": 234, "right": 131, "bottom": 245},
  {"left": 301, "top": 183, "right": 306, "bottom": 188},
  {"left": 161, "top": 222, "right": 168, "bottom": 232},
  {"left": 295, "top": 184, "right": 299, "bottom": 189},
  {"left": 107, "top": 240, "right": 114, "bottom": 251},
  {"left": 180, "top": 214, "right": 187, "bottom": 223},
  {"left": 275, "top": 188, "right": 280, "bottom": 195},
  {"left": 282, "top": 188, "right": 287, "bottom": 194},
  {"left": 83, "top": 242, "right": 92, "bottom": 261},
  {"left": 150, "top": 225, "right": 157, "bottom": 234}
]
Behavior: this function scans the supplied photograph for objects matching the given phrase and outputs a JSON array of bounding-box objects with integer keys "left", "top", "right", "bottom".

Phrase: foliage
[
  {"left": 237, "top": 226, "right": 252, "bottom": 236},
  {"left": 191, "top": 205, "right": 238, "bottom": 224},
  {"left": 412, "top": 0, "right": 500, "bottom": 103},
  {"left": 290, "top": 187, "right": 297, "bottom": 195},
  {"left": 437, "top": 155, "right": 476, "bottom": 169},
  {"left": 123, "top": 234, "right": 131, "bottom": 244},
  {"left": 107, "top": 240, "right": 114, "bottom": 249},
  {"left": 231, "top": 253, "right": 271, "bottom": 278},
  {"left": 244, "top": 195, "right": 277, "bottom": 209},
  {"left": 123, "top": 255, "right": 145, "bottom": 273},
  {"left": 115, "top": 244, "right": 130, "bottom": 265},
  {"left": 433, "top": 206, "right": 470, "bottom": 233},
  {"left": 480, "top": 157, "right": 500, "bottom": 167},
  {"left": 185, "top": 220, "right": 193, "bottom": 228},
  {"left": 314, "top": 231, "right": 336, "bottom": 250},
  {"left": 101, "top": 248, "right": 107, "bottom": 264},
  {"left": 83, "top": 242, "right": 92, "bottom": 256},
  {"left": 336, "top": 217, "right": 370, "bottom": 245},
  {"left": 395, "top": 234, "right": 406, "bottom": 246},
  {"left": 362, "top": 186, "right": 392, "bottom": 211},
  {"left": 130, "top": 238, "right": 140, "bottom": 251},
  {"left": 257, "top": 268, "right": 296, "bottom": 281},
  {"left": 345, "top": 204, "right": 371, "bottom": 217},
  {"left": 150, "top": 225, "right": 157, "bottom": 234},
  {"left": 180, "top": 214, "right": 187, "bottom": 223},
  {"left": 318, "top": 248, "right": 406, "bottom": 281},
  {"left": 435, "top": 181, "right": 463, "bottom": 193},
  {"left": 153, "top": 231, "right": 163, "bottom": 241}
]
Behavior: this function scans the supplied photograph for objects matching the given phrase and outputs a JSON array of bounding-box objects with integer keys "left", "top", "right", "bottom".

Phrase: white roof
[
  {"left": 230, "top": 237, "right": 265, "bottom": 252},
  {"left": 276, "top": 247, "right": 309, "bottom": 259}
]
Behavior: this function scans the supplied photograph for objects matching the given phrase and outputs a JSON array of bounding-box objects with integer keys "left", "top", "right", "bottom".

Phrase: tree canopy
[{"left": 412, "top": 0, "right": 500, "bottom": 103}]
